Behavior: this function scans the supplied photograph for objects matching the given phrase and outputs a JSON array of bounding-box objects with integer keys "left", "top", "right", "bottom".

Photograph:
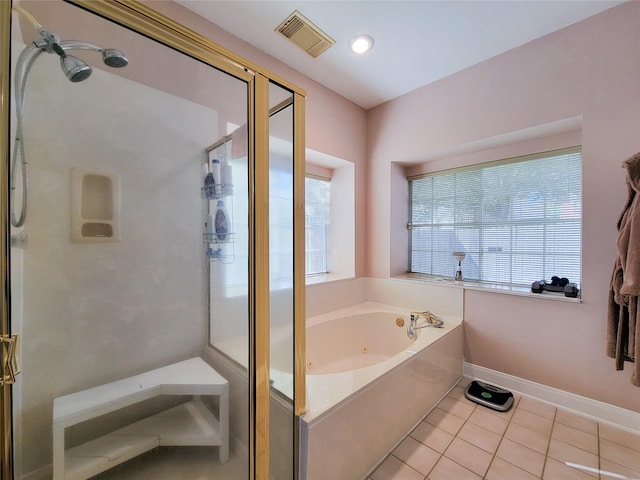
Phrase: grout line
[
  {"left": 482, "top": 400, "right": 514, "bottom": 479},
  {"left": 598, "top": 421, "right": 601, "bottom": 480},
  {"left": 540, "top": 407, "right": 557, "bottom": 479}
]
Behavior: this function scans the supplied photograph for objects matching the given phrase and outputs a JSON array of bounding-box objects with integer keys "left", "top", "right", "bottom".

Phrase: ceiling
[{"left": 176, "top": 1, "right": 624, "bottom": 110}]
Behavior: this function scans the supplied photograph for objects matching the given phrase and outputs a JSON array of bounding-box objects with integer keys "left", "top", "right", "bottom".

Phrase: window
[
  {"left": 305, "top": 175, "right": 330, "bottom": 275},
  {"left": 408, "top": 148, "right": 582, "bottom": 288}
]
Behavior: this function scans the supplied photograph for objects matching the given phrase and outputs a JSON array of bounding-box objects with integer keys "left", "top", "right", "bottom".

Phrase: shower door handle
[{"left": 1, "top": 333, "right": 20, "bottom": 386}]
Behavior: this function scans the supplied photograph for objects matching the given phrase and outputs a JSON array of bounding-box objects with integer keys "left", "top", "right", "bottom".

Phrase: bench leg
[
  {"left": 53, "top": 423, "right": 65, "bottom": 480},
  {"left": 219, "top": 387, "right": 229, "bottom": 463}
]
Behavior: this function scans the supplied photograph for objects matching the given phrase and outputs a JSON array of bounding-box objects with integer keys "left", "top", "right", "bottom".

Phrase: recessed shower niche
[{"left": 71, "top": 168, "right": 121, "bottom": 242}]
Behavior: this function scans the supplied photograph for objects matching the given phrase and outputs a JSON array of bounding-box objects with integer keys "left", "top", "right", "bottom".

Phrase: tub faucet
[{"left": 407, "top": 311, "right": 444, "bottom": 339}]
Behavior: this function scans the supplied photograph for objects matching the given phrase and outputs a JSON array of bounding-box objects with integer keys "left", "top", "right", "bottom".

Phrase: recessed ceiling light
[{"left": 350, "top": 34, "right": 374, "bottom": 54}]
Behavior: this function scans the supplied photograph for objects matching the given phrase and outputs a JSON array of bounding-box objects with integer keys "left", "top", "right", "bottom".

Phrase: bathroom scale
[{"left": 464, "top": 380, "right": 514, "bottom": 412}]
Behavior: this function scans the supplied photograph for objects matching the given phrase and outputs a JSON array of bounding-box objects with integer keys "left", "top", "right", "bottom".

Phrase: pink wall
[
  {"left": 367, "top": 2, "right": 640, "bottom": 411},
  {"left": 142, "top": 1, "right": 369, "bottom": 277},
  {"left": 33, "top": 0, "right": 638, "bottom": 409}
]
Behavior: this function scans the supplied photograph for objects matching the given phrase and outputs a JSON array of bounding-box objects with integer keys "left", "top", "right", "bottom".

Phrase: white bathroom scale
[{"left": 464, "top": 380, "right": 514, "bottom": 412}]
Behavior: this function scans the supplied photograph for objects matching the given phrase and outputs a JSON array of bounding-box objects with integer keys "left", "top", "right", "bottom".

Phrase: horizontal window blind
[
  {"left": 305, "top": 176, "right": 330, "bottom": 275},
  {"left": 409, "top": 148, "right": 582, "bottom": 287}
]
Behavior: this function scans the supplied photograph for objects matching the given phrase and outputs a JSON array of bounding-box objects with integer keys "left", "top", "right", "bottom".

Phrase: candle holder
[{"left": 452, "top": 251, "right": 466, "bottom": 281}]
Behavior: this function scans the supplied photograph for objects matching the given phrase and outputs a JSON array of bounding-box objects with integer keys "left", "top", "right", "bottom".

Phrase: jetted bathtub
[{"left": 299, "top": 301, "right": 463, "bottom": 480}]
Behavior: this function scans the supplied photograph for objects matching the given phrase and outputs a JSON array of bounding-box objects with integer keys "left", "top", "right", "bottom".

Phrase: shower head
[
  {"left": 60, "top": 54, "right": 92, "bottom": 82},
  {"left": 101, "top": 48, "right": 128, "bottom": 68},
  {"left": 31, "top": 34, "right": 129, "bottom": 82}
]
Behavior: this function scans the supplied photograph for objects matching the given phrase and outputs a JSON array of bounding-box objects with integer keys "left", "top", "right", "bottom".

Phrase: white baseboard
[{"left": 463, "top": 362, "right": 640, "bottom": 436}]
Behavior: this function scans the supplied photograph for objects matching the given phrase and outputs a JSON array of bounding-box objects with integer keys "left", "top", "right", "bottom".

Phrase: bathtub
[
  {"left": 300, "top": 302, "right": 463, "bottom": 480},
  {"left": 306, "top": 311, "right": 414, "bottom": 375}
]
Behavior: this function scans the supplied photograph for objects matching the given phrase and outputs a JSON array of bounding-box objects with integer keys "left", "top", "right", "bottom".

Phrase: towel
[{"left": 607, "top": 151, "right": 640, "bottom": 386}]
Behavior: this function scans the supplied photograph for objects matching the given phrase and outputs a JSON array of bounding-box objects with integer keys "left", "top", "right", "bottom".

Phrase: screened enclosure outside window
[
  {"left": 408, "top": 148, "right": 582, "bottom": 288},
  {"left": 305, "top": 176, "right": 330, "bottom": 275}
]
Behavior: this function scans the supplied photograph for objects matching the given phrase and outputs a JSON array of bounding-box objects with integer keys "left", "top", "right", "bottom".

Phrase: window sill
[
  {"left": 393, "top": 273, "right": 582, "bottom": 303},
  {"left": 305, "top": 273, "right": 354, "bottom": 286}
]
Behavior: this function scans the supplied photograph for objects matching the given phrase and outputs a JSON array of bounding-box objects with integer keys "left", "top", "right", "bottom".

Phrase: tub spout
[{"left": 407, "top": 311, "right": 443, "bottom": 339}]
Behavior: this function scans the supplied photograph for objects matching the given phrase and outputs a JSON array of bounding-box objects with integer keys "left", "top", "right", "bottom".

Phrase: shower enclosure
[{"left": 0, "top": 1, "right": 306, "bottom": 479}]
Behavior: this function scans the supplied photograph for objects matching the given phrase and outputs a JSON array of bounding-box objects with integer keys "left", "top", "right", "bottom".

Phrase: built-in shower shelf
[{"left": 53, "top": 357, "right": 228, "bottom": 480}]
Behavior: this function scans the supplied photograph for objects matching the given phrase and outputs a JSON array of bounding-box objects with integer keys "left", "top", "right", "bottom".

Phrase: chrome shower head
[
  {"left": 43, "top": 37, "right": 129, "bottom": 81},
  {"left": 60, "top": 54, "right": 92, "bottom": 82},
  {"left": 101, "top": 48, "right": 128, "bottom": 68}
]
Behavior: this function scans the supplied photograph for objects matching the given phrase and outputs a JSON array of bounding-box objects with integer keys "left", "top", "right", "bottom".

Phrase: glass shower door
[
  {"left": 4, "top": 0, "right": 256, "bottom": 478},
  {"left": 268, "top": 82, "right": 295, "bottom": 480}
]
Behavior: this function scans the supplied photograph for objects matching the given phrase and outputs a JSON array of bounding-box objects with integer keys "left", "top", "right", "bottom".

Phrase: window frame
[{"left": 407, "top": 147, "right": 582, "bottom": 291}]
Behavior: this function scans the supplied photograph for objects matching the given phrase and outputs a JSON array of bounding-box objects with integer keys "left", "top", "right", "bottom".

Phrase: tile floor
[{"left": 369, "top": 380, "right": 640, "bottom": 480}]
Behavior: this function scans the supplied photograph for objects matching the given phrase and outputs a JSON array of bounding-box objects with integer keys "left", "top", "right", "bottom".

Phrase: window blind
[
  {"left": 409, "top": 148, "right": 582, "bottom": 287},
  {"left": 305, "top": 176, "right": 330, "bottom": 275}
]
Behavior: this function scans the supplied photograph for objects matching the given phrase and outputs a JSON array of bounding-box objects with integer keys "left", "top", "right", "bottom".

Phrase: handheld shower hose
[{"left": 10, "top": 5, "right": 128, "bottom": 228}]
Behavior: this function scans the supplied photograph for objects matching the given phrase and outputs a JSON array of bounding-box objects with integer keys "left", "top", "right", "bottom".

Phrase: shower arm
[{"left": 59, "top": 40, "right": 108, "bottom": 55}]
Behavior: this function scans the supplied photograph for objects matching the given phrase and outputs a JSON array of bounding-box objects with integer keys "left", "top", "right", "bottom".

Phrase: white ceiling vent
[{"left": 276, "top": 10, "right": 335, "bottom": 58}]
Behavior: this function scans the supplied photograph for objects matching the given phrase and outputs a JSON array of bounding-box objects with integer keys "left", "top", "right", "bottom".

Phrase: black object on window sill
[{"left": 531, "top": 276, "right": 579, "bottom": 297}]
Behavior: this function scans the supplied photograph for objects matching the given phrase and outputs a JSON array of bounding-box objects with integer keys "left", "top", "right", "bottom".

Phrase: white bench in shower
[{"left": 52, "top": 357, "right": 229, "bottom": 480}]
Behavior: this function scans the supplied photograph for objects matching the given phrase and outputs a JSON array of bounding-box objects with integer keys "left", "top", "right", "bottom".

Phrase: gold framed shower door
[{"left": 0, "top": 1, "right": 307, "bottom": 478}]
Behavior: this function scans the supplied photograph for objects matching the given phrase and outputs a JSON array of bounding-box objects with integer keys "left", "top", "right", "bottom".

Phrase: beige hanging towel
[{"left": 607, "top": 151, "right": 640, "bottom": 386}]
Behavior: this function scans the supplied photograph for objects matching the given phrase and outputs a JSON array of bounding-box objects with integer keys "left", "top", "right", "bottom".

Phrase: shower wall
[{"left": 13, "top": 44, "right": 216, "bottom": 475}]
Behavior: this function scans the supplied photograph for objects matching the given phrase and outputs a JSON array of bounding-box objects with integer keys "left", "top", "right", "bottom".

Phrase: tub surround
[
  {"left": 306, "top": 277, "right": 463, "bottom": 320},
  {"left": 301, "top": 279, "right": 464, "bottom": 480},
  {"left": 304, "top": 302, "right": 462, "bottom": 422},
  {"left": 301, "top": 320, "right": 463, "bottom": 480}
]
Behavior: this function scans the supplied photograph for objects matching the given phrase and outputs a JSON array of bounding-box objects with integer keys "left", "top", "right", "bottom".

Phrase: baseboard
[{"left": 463, "top": 362, "right": 640, "bottom": 436}]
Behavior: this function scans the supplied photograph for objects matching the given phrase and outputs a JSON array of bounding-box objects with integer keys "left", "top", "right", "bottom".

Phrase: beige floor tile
[
  {"left": 517, "top": 396, "right": 556, "bottom": 420},
  {"left": 600, "top": 458, "right": 640, "bottom": 479},
  {"left": 446, "top": 385, "right": 468, "bottom": 401},
  {"left": 554, "top": 410, "right": 597, "bottom": 436},
  {"left": 424, "top": 407, "right": 465, "bottom": 436},
  {"left": 543, "top": 458, "right": 596, "bottom": 480},
  {"left": 485, "top": 457, "right": 540, "bottom": 480},
  {"left": 393, "top": 436, "right": 440, "bottom": 476},
  {"left": 496, "top": 438, "right": 545, "bottom": 477},
  {"left": 599, "top": 423, "right": 640, "bottom": 452},
  {"left": 427, "top": 456, "right": 481, "bottom": 480},
  {"left": 504, "top": 422, "right": 550, "bottom": 454},
  {"left": 437, "top": 395, "right": 475, "bottom": 420},
  {"left": 467, "top": 407, "right": 509, "bottom": 435},
  {"left": 457, "top": 377, "right": 473, "bottom": 388},
  {"left": 443, "top": 437, "right": 493, "bottom": 477},
  {"left": 457, "top": 421, "right": 502, "bottom": 454},
  {"left": 547, "top": 438, "right": 598, "bottom": 478},
  {"left": 371, "top": 455, "right": 424, "bottom": 480},
  {"left": 600, "top": 438, "right": 640, "bottom": 472},
  {"left": 551, "top": 422, "right": 598, "bottom": 454},
  {"left": 410, "top": 421, "right": 455, "bottom": 454},
  {"left": 512, "top": 408, "right": 554, "bottom": 436}
]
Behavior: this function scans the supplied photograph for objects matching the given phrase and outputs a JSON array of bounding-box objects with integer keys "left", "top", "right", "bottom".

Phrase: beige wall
[{"left": 367, "top": 2, "right": 640, "bottom": 411}]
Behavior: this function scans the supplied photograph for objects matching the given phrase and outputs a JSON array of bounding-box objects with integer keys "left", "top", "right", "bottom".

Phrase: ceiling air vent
[{"left": 276, "top": 10, "right": 335, "bottom": 58}]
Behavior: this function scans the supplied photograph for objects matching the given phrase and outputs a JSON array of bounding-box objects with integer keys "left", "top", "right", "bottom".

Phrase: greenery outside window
[{"left": 408, "top": 147, "right": 582, "bottom": 289}]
